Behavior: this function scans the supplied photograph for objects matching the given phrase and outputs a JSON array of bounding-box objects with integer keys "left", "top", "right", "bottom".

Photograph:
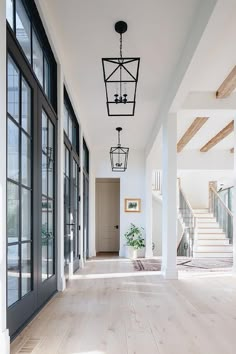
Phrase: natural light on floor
[{"left": 72, "top": 352, "right": 105, "bottom": 354}]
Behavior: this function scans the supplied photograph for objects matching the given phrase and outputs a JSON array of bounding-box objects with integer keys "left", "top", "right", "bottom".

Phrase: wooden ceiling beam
[
  {"left": 177, "top": 117, "right": 209, "bottom": 153},
  {"left": 216, "top": 66, "right": 236, "bottom": 98},
  {"left": 200, "top": 121, "right": 234, "bottom": 152}
]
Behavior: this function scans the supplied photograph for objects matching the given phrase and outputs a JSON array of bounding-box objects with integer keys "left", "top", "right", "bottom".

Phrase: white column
[
  {"left": 233, "top": 117, "right": 236, "bottom": 272},
  {"left": 57, "top": 64, "right": 65, "bottom": 290},
  {"left": 79, "top": 130, "right": 84, "bottom": 267},
  {"left": 145, "top": 159, "right": 153, "bottom": 258},
  {"left": 161, "top": 113, "right": 178, "bottom": 279},
  {"left": 0, "top": 1, "right": 10, "bottom": 352}
]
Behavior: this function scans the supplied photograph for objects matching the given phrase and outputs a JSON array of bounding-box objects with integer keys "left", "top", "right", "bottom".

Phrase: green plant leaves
[{"left": 124, "top": 223, "right": 145, "bottom": 249}]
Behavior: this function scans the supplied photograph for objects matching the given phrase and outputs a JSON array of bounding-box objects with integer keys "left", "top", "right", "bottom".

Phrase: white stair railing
[
  {"left": 209, "top": 184, "right": 233, "bottom": 244},
  {"left": 177, "top": 185, "right": 196, "bottom": 257}
]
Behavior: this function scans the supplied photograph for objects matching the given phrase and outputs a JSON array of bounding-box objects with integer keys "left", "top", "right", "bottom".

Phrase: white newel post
[
  {"left": 0, "top": 1, "right": 10, "bottom": 352},
  {"left": 233, "top": 117, "right": 236, "bottom": 273},
  {"left": 57, "top": 64, "right": 66, "bottom": 290},
  {"left": 79, "top": 129, "right": 84, "bottom": 267},
  {"left": 161, "top": 113, "right": 178, "bottom": 279},
  {"left": 145, "top": 160, "right": 153, "bottom": 258}
]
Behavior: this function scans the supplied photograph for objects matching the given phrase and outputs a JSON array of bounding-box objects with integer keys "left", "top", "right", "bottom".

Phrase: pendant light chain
[
  {"left": 118, "top": 129, "right": 121, "bottom": 146},
  {"left": 120, "top": 33, "right": 123, "bottom": 58}
]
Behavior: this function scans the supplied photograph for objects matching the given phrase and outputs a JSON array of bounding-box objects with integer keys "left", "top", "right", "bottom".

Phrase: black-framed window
[
  {"left": 64, "top": 89, "right": 79, "bottom": 153},
  {"left": 7, "top": 54, "right": 32, "bottom": 307},
  {"left": 83, "top": 139, "right": 89, "bottom": 175},
  {"left": 6, "top": 0, "right": 57, "bottom": 111}
]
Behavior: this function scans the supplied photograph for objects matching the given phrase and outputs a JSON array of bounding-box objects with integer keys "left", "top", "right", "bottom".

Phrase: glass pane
[
  {"left": 42, "top": 111, "right": 47, "bottom": 154},
  {"left": 42, "top": 153, "right": 47, "bottom": 196},
  {"left": 22, "top": 132, "right": 31, "bottom": 187},
  {"left": 8, "top": 245, "right": 20, "bottom": 306},
  {"left": 48, "top": 201, "right": 53, "bottom": 238},
  {"left": 7, "top": 182, "right": 19, "bottom": 243},
  {"left": 48, "top": 120, "right": 54, "bottom": 198},
  {"left": 66, "top": 148, "right": 69, "bottom": 177},
  {"left": 21, "top": 243, "right": 31, "bottom": 296},
  {"left": 48, "top": 238, "right": 54, "bottom": 277},
  {"left": 69, "top": 116, "right": 72, "bottom": 142},
  {"left": 64, "top": 105, "right": 68, "bottom": 135},
  {"left": 42, "top": 242, "right": 47, "bottom": 281},
  {"left": 22, "top": 77, "right": 31, "bottom": 134},
  {"left": 16, "top": 0, "right": 31, "bottom": 63},
  {"left": 6, "top": 0, "right": 14, "bottom": 28},
  {"left": 48, "top": 120, "right": 54, "bottom": 161},
  {"left": 33, "top": 30, "right": 43, "bottom": 86},
  {"left": 48, "top": 163, "right": 54, "bottom": 198},
  {"left": 22, "top": 188, "right": 31, "bottom": 241},
  {"left": 8, "top": 57, "right": 20, "bottom": 122},
  {"left": 44, "top": 57, "right": 50, "bottom": 98},
  {"left": 42, "top": 197, "right": 48, "bottom": 281},
  {"left": 7, "top": 119, "right": 19, "bottom": 182}
]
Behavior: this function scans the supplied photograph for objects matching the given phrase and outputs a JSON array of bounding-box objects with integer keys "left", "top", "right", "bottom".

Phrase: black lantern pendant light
[
  {"left": 102, "top": 21, "right": 140, "bottom": 116},
  {"left": 110, "top": 127, "right": 129, "bottom": 172}
]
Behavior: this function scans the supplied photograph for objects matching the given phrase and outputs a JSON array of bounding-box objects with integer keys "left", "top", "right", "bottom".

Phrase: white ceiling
[
  {"left": 43, "top": 0, "right": 201, "bottom": 149},
  {"left": 177, "top": 112, "right": 234, "bottom": 151},
  {"left": 185, "top": 0, "right": 236, "bottom": 92}
]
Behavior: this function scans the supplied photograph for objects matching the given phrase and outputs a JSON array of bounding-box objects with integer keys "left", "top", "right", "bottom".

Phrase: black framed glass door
[
  {"left": 72, "top": 158, "right": 80, "bottom": 271},
  {"left": 38, "top": 92, "right": 57, "bottom": 306},
  {"left": 83, "top": 172, "right": 89, "bottom": 259},
  {"left": 7, "top": 28, "right": 57, "bottom": 338},
  {"left": 83, "top": 140, "right": 89, "bottom": 259},
  {"left": 7, "top": 47, "right": 37, "bottom": 337},
  {"left": 64, "top": 139, "right": 80, "bottom": 276}
]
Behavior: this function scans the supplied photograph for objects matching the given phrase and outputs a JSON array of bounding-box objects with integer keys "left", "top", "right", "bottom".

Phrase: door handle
[{"left": 114, "top": 225, "right": 119, "bottom": 229}]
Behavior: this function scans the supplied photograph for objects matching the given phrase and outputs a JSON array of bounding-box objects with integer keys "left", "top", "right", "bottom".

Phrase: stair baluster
[{"left": 209, "top": 185, "right": 233, "bottom": 245}]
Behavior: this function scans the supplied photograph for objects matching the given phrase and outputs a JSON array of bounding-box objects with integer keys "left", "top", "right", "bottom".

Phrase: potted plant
[{"left": 124, "top": 223, "right": 145, "bottom": 259}]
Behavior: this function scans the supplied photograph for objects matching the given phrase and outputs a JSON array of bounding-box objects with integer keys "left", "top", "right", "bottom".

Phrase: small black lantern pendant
[
  {"left": 102, "top": 21, "right": 140, "bottom": 116},
  {"left": 110, "top": 127, "right": 129, "bottom": 172}
]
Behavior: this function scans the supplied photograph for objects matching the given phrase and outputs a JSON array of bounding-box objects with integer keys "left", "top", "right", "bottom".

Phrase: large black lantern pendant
[
  {"left": 110, "top": 127, "right": 129, "bottom": 172},
  {"left": 102, "top": 21, "right": 140, "bottom": 116}
]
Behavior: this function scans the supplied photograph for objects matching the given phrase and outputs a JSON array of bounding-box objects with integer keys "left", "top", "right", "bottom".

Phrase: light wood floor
[{"left": 11, "top": 256, "right": 236, "bottom": 354}]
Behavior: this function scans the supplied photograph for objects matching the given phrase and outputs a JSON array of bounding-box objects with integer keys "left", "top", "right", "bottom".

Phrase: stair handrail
[
  {"left": 209, "top": 185, "right": 233, "bottom": 244},
  {"left": 209, "top": 185, "right": 233, "bottom": 217},
  {"left": 178, "top": 185, "right": 196, "bottom": 257}
]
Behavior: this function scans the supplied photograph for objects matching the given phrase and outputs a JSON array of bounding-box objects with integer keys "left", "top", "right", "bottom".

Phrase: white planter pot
[
  {"left": 124, "top": 246, "right": 146, "bottom": 259},
  {"left": 137, "top": 247, "right": 145, "bottom": 258},
  {"left": 124, "top": 246, "right": 137, "bottom": 259}
]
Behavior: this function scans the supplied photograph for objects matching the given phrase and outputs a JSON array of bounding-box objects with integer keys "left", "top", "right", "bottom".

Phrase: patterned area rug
[{"left": 133, "top": 257, "right": 233, "bottom": 272}]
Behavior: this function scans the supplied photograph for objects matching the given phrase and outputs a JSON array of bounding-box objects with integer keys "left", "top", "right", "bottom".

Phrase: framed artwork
[{"left": 125, "top": 198, "right": 141, "bottom": 212}]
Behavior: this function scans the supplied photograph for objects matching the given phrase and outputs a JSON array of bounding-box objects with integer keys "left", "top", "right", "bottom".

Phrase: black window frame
[
  {"left": 64, "top": 88, "right": 80, "bottom": 153},
  {"left": 6, "top": 0, "right": 57, "bottom": 112}
]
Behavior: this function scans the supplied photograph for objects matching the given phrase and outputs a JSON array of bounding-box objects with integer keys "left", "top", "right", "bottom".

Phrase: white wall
[
  {"left": 152, "top": 192, "right": 183, "bottom": 257},
  {"left": 91, "top": 149, "right": 146, "bottom": 256},
  {"left": 152, "top": 193, "right": 162, "bottom": 256},
  {"left": 178, "top": 170, "right": 233, "bottom": 208}
]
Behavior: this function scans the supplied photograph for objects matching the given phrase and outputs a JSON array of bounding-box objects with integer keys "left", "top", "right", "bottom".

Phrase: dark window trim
[
  {"left": 64, "top": 88, "right": 80, "bottom": 155},
  {"left": 6, "top": 0, "right": 57, "bottom": 112},
  {"left": 83, "top": 138, "right": 89, "bottom": 175}
]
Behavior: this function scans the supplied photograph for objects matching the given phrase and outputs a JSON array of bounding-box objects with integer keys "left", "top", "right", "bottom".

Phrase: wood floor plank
[{"left": 10, "top": 256, "right": 236, "bottom": 354}]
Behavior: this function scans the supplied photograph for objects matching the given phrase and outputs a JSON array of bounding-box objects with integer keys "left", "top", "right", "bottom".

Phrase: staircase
[{"left": 193, "top": 209, "right": 233, "bottom": 258}]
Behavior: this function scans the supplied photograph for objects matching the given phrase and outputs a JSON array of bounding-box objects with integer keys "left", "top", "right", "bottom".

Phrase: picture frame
[{"left": 124, "top": 198, "right": 141, "bottom": 212}]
